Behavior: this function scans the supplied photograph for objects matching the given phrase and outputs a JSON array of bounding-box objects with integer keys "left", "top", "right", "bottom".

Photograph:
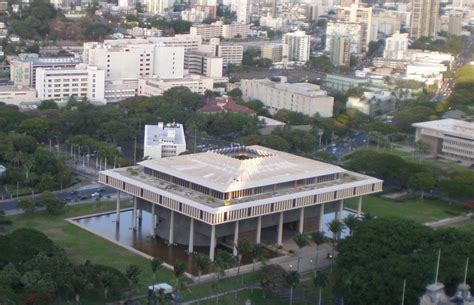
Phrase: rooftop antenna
[
  {"left": 401, "top": 279, "right": 406, "bottom": 305},
  {"left": 464, "top": 257, "right": 469, "bottom": 285},
  {"left": 435, "top": 248, "right": 441, "bottom": 284}
]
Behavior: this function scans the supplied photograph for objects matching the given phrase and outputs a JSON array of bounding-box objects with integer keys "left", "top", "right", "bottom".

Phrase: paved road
[
  {"left": 0, "top": 185, "right": 117, "bottom": 214},
  {"left": 324, "top": 131, "right": 368, "bottom": 158}
]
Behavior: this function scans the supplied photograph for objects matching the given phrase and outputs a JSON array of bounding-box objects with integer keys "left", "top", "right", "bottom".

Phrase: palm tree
[
  {"left": 313, "top": 271, "right": 328, "bottom": 305},
  {"left": 343, "top": 214, "right": 359, "bottom": 236},
  {"left": 285, "top": 271, "right": 300, "bottom": 305},
  {"left": 150, "top": 257, "right": 162, "bottom": 303},
  {"left": 195, "top": 254, "right": 210, "bottom": 286},
  {"left": 235, "top": 239, "right": 252, "bottom": 280},
  {"left": 251, "top": 243, "right": 268, "bottom": 272},
  {"left": 97, "top": 271, "right": 116, "bottom": 300},
  {"left": 125, "top": 264, "right": 141, "bottom": 298},
  {"left": 310, "top": 231, "right": 326, "bottom": 275},
  {"left": 293, "top": 233, "right": 309, "bottom": 272},
  {"left": 327, "top": 219, "right": 345, "bottom": 266},
  {"left": 213, "top": 251, "right": 236, "bottom": 304},
  {"left": 68, "top": 272, "right": 90, "bottom": 305}
]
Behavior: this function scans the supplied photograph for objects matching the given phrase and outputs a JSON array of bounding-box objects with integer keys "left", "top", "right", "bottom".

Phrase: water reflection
[
  {"left": 322, "top": 209, "right": 359, "bottom": 239},
  {"left": 75, "top": 209, "right": 354, "bottom": 275}
]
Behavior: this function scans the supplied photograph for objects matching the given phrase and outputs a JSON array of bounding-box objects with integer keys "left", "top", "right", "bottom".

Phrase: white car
[{"left": 91, "top": 192, "right": 100, "bottom": 197}]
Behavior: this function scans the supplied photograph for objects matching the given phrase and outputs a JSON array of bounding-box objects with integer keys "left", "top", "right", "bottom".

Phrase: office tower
[
  {"left": 410, "top": 0, "right": 440, "bottom": 39},
  {"left": 448, "top": 14, "right": 462, "bottom": 36},
  {"left": 331, "top": 35, "right": 351, "bottom": 67},
  {"left": 335, "top": 2, "right": 373, "bottom": 50},
  {"left": 282, "top": 31, "right": 311, "bottom": 64},
  {"left": 383, "top": 32, "right": 409, "bottom": 60},
  {"left": 236, "top": 0, "right": 251, "bottom": 23}
]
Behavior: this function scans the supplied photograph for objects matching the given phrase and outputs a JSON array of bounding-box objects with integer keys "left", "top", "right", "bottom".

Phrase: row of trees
[{"left": 345, "top": 149, "right": 474, "bottom": 201}]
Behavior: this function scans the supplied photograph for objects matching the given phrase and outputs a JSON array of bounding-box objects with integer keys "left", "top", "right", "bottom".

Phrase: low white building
[
  {"left": 190, "top": 21, "right": 250, "bottom": 40},
  {"left": 405, "top": 63, "right": 447, "bottom": 86},
  {"left": 0, "top": 85, "right": 38, "bottom": 105},
  {"left": 143, "top": 122, "right": 187, "bottom": 159},
  {"left": 240, "top": 77, "right": 334, "bottom": 117},
  {"left": 35, "top": 65, "right": 105, "bottom": 103},
  {"left": 413, "top": 119, "right": 474, "bottom": 162},
  {"left": 138, "top": 74, "right": 214, "bottom": 96},
  {"left": 346, "top": 91, "right": 396, "bottom": 116}
]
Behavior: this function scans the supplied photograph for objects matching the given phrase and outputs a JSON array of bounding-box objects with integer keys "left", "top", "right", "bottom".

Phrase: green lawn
[
  {"left": 8, "top": 202, "right": 175, "bottom": 290},
  {"left": 345, "top": 195, "right": 467, "bottom": 223},
  {"left": 445, "top": 220, "right": 474, "bottom": 233}
]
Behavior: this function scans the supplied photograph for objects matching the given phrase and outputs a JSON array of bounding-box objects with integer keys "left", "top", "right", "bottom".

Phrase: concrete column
[
  {"left": 277, "top": 212, "right": 283, "bottom": 245},
  {"left": 318, "top": 203, "right": 325, "bottom": 232},
  {"left": 357, "top": 196, "right": 363, "bottom": 216},
  {"left": 298, "top": 207, "right": 305, "bottom": 234},
  {"left": 115, "top": 191, "right": 121, "bottom": 223},
  {"left": 337, "top": 200, "right": 344, "bottom": 220},
  {"left": 150, "top": 203, "right": 156, "bottom": 237},
  {"left": 188, "top": 218, "right": 194, "bottom": 254},
  {"left": 132, "top": 197, "right": 137, "bottom": 230},
  {"left": 209, "top": 225, "right": 216, "bottom": 261},
  {"left": 256, "top": 216, "right": 262, "bottom": 244},
  {"left": 169, "top": 211, "right": 174, "bottom": 245},
  {"left": 233, "top": 220, "right": 239, "bottom": 256}
]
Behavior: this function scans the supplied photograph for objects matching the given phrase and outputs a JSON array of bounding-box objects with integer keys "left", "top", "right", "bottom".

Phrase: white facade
[
  {"left": 185, "top": 52, "right": 223, "bottom": 78},
  {"left": 335, "top": 3, "right": 373, "bottom": 49},
  {"left": 235, "top": 0, "right": 251, "bottom": 24},
  {"left": 346, "top": 91, "right": 395, "bottom": 116},
  {"left": 413, "top": 119, "right": 474, "bottom": 162},
  {"left": 181, "top": 8, "right": 209, "bottom": 23},
  {"left": 240, "top": 78, "right": 334, "bottom": 117},
  {"left": 0, "top": 85, "right": 38, "bottom": 105},
  {"left": 35, "top": 65, "right": 105, "bottom": 103},
  {"left": 326, "top": 22, "right": 363, "bottom": 54},
  {"left": 383, "top": 32, "right": 409, "bottom": 60},
  {"left": 144, "top": 0, "right": 174, "bottom": 14},
  {"left": 190, "top": 21, "right": 250, "bottom": 40},
  {"left": 138, "top": 74, "right": 214, "bottom": 96},
  {"left": 261, "top": 43, "right": 289, "bottom": 66},
  {"left": 216, "top": 44, "right": 244, "bottom": 66},
  {"left": 143, "top": 122, "right": 186, "bottom": 159},
  {"left": 282, "top": 31, "right": 311, "bottom": 64},
  {"left": 406, "top": 63, "right": 447, "bottom": 85}
]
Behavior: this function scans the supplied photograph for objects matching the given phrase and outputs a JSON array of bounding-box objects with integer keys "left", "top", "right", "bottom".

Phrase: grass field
[
  {"left": 445, "top": 220, "right": 474, "bottom": 233},
  {"left": 344, "top": 195, "right": 467, "bottom": 223},
  {"left": 8, "top": 201, "right": 174, "bottom": 290}
]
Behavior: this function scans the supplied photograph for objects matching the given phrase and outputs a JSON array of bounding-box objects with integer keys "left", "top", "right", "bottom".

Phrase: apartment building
[
  {"left": 330, "top": 34, "right": 351, "bottom": 67},
  {"left": 190, "top": 21, "right": 250, "bottom": 40},
  {"left": 410, "top": 0, "right": 440, "bottom": 39},
  {"left": 99, "top": 145, "right": 382, "bottom": 260},
  {"left": 35, "top": 65, "right": 105, "bottom": 103},
  {"left": 261, "top": 43, "right": 289, "bottom": 65},
  {"left": 240, "top": 77, "right": 334, "bottom": 117},
  {"left": 335, "top": 2, "right": 373, "bottom": 50},
  {"left": 216, "top": 44, "right": 244, "bottom": 66},
  {"left": 326, "top": 22, "right": 363, "bottom": 54},
  {"left": 282, "top": 31, "right": 311, "bottom": 64},
  {"left": 138, "top": 74, "right": 214, "bottom": 96},
  {"left": 143, "top": 122, "right": 186, "bottom": 159},
  {"left": 383, "top": 32, "right": 409, "bottom": 60},
  {"left": 413, "top": 119, "right": 474, "bottom": 162},
  {"left": 10, "top": 53, "right": 82, "bottom": 87},
  {"left": 185, "top": 52, "right": 223, "bottom": 78}
]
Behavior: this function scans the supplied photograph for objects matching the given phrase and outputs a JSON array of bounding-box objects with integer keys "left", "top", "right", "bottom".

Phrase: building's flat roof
[
  {"left": 104, "top": 162, "right": 378, "bottom": 209},
  {"left": 249, "top": 79, "right": 327, "bottom": 97},
  {"left": 138, "top": 145, "right": 345, "bottom": 192},
  {"left": 413, "top": 119, "right": 474, "bottom": 140},
  {"left": 144, "top": 123, "right": 186, "bottom": 147}
]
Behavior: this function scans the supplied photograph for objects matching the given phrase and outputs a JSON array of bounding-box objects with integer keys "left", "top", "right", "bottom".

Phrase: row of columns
[{"left": 115, "top": 191, "right": 363, "bottom": 262}]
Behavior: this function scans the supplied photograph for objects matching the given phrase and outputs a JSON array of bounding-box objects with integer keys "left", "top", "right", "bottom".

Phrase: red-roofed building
[{"left": 199, "top": 98, "right": 256, "bottom": 116}]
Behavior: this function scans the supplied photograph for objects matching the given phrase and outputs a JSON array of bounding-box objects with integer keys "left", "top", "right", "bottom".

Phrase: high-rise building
[
  {"left": 144, "top": 0, "right": 174, "bottom": 14},
  {"left": 236, "top": 0, "right": 251, "bottom": 23},
  {"left": 261, "top": 43, "right": 289, "bottom": 65},
  {"left": 282, "top": 31, "right": 311, "bottom": 64},
  {"left": 448, "top": 14, "right": 462, "bottom": 36},
  {"left": 335, "top": 2, "right": 373, "bottom": 50},
  {"left": 326, "top": 22, "right": 363, "bottom": 54},
  {"left": 330, "top": 35, "right": 351, "bottom": 67},
  {"left": 410, "top": 0, "right": 440, "bottom": 39},
  {"left": 383, "top": 32, "right": 409, "bottom": 60}
]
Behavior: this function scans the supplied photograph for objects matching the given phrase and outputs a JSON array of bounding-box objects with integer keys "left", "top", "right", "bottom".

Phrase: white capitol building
[{"left": 99, "top": 146, "right": 383, "bottom": 260}]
